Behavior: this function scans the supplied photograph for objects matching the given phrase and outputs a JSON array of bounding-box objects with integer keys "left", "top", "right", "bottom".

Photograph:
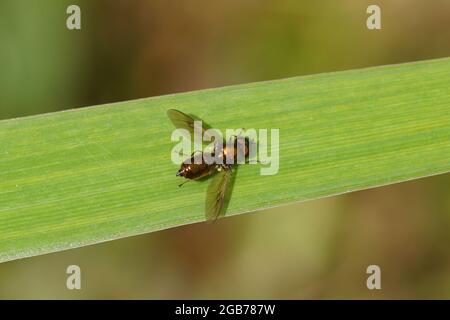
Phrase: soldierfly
[{"left": 167, "top": 109, "right": 252, "bottom": 221}]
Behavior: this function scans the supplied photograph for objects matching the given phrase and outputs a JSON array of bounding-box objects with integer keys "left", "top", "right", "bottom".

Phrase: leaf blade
[{"left": 0, "top": 57, "right": 449, "bottom": 263}]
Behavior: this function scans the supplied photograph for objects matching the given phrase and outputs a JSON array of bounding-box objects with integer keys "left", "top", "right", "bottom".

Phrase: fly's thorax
[{"left": 222, "top": 136, "right": 250, "bottom": 164}]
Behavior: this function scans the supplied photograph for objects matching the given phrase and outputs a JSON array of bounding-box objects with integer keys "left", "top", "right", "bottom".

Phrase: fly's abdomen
[{"left": 177, "top": 153, "right": 215, "bottom": 180}]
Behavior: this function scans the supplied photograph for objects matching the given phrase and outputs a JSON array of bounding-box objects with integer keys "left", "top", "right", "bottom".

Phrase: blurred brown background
[{"left": 0, "top": 0, "right": 449, "bottom": 299}]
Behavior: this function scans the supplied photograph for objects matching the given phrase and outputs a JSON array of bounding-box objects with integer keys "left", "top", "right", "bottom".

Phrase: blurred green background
[{"left": 0, "top": 0, "right": 449, "bottom": 299}]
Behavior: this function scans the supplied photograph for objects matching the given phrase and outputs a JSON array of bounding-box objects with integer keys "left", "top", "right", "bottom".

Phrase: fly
[{"left": 167, "top": 109, "right": 251, "bottom": 221}]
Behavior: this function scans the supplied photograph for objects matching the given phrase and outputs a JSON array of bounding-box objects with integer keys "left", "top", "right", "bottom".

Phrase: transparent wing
[
  {"left": 205, "top": 167, "right": 233, "bottom": 221},
  {"left": 167, "top": 109, "right": 221, "bottom": 142},
  {"left": 167, "top": 109, "right": 202, "bottom": 139}
]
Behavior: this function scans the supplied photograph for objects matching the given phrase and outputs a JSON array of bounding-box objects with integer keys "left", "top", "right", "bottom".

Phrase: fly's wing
[
  {"left": 167, "top": 109, "right": 222, "bottom": 143},
  {"left": 167, "top": 109, "right": 202, "bottom": 140},
  {"left": 205, "top": 167, "right": 233, "bottom": 221}
]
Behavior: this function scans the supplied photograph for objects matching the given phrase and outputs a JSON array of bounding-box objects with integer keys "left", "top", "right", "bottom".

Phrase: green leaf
[{"left": 1, "top": 57, "right": 449, "bottom": 263}]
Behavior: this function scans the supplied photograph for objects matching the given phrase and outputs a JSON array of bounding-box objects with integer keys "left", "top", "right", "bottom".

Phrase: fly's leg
[
  {"left": 219, "top": 164, "right": 233, "bottom": 175},
  {"left": 235, "top": 128, "right": 246, "bottom": 137},
  {"left": 178, "top": 149, "right": 202, "bottom": 158},
  {"left": 230, "top": 128, "right": 246, "bottom": 141},
  {"left": 228, "top": 135, "right": 238, "bottom": 143},
  {"left": 228, "top": 129, "right": 248, "bottom": 145},
  {"left": 178, "top": 180, "right": 190, "bottom": 188}
]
